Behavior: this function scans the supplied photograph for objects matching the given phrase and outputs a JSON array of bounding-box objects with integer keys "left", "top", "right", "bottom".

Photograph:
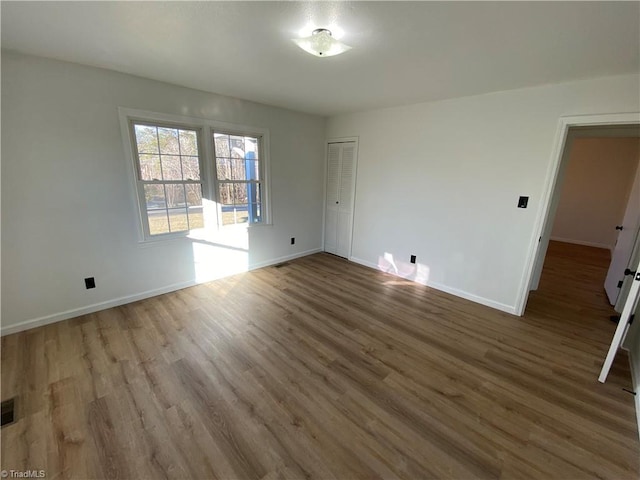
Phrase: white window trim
[
  {"left": 211, "top": 128, "right": 268, "bottom": 229},
  {"left": 118, "top": 107, "right": 272, "bottom": 243}
]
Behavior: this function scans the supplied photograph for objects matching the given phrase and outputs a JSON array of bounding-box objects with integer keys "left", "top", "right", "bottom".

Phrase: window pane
[
  {"left": 188, "top": 210, "right": 204, "bottom": 229},
  {"left": 245, "top": 137, "right": 259, "bottom": 160},
  {"left": 148, "top": 210, "right": 169, "bottom": 235},
  {"left": 187, "top": 184, "right": 204, "bottom": 229},
  {"left": 182, "top": 156, "right": 200, "bottom": 181},
  {"left": 161, "top": 155, "right": 182, "bottom": 180},
  {"left": 168, "top": 208, "right": 188, "bottom": 232},
  {"left": 132, "top": 121, "right": 209, "bottom": 238},
  {"left": 214, "top": 133, "right": 230, "bottom": 157},
  {"left": 144, "top": 184, "right": 166, "bottom": 210},
  {"left": 158, "top": 127, "right": 180, "bottom": 154},
  {"left": 230, "top": 135, "right": 245, "bottom": 157},
  {"left": 179, "top": 130, "right": 198, "bottom": 155},
  {"left": 213, "top": 131, "right": 263, "bottom": 226},
  {"left": 135, "top": 124, "right": 158, "bottom": 154},
  {"left": 165, "top": 183, "right": 186, "bottom": 208},
  {"left": 247, "top": 182, "right": 261, "bottom": 204},
  {"left": 233, "top": 182, "right": 248, "bottom": 205},
  {"left": 139, "top": 154, "right": 162, "bottom": 181},
  {"left": 230, "top": 159, "right": 247, "bottom": 181},
  {"left": 222, "top": 206, "right": 249, "bottom": 226},
  {"left": 216, "top": 157, "right": 232, "bottom": 180},
  {"left": 186, "top": 183, "right": 202, "bottom": 206},
  {"left": 219, "top": 183, "right": 234, "bottom": 205},
  {"left": 249, "top": 203, "right": 262, "bottom": 223},
  {"left": 245, "top": 160, "right": 259, "bottom": 181},
  {"left": 219, "top": 182, "right": 248, "bottom": 206}
]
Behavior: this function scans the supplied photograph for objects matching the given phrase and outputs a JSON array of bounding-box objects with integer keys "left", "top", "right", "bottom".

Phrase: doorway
[
  {"left": 529, "top": 135, "right": 640, "bottom": 317},
  {"left": 324, "top": 138, "right": 358, "bottom": 259},
  {"left": 517, "top": 114, "right": 640, "bottom": 315}
]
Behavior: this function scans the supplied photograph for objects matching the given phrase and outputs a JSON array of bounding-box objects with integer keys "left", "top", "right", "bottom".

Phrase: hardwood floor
[{"left": 1, "top": 244, "right": 638, "bottom": 479}]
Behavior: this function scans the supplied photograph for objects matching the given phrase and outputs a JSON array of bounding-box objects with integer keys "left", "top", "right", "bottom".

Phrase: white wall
[
  {"left": 551, "top": 138, "right": 639, "bottom": 250},
  {"left": 1, "top": 52, "right": 326, "bottom": 333},
  {"left": 327, "top": 74, "right": 640, "bottom": 313}
]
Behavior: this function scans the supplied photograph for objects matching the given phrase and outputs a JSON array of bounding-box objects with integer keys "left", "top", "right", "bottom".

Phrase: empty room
[{"left": 2, "top": 1, "right": 640, "bottom": 479}]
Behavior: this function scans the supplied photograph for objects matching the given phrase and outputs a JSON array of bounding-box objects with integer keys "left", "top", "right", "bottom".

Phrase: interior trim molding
[
  {"left": 248, "top": 248, "right": 322, "bottom": 270},
  {"left": 550, "top": 237, "right": 613, "bottom": 251},
  {"left": 349, "top": 256, "right": 517, "bottom": 315},
  {"left": 1, "top": 248, "right": 322, "bottom": 336},
  {"left": 1, "top": 281, "right": 196, "bottom": 336}
]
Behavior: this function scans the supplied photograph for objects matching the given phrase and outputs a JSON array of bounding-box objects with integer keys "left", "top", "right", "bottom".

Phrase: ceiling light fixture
[{"left": 292, "top": 28, "right": 351, "bottom": 57}]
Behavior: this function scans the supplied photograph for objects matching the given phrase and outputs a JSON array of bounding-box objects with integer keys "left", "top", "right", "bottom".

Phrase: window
[
  {"left": 122, "top": 108, "right": 271, "bottom": 241},
  {"left": 213, "top": 132, "right": 264, "bottom": 226},
  {"left": 131, "top": 122, "right": 204, "bottom": 237}
]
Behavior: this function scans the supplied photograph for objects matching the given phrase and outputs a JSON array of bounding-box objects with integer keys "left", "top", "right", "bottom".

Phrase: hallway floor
[{"left": 526, "top": 240, "right": 633, "bottom": 391}]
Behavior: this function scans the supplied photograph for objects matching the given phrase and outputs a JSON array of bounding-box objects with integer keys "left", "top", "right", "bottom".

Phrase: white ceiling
[{"left": 2, "top": 1, "right": 639, "bottom": 116}]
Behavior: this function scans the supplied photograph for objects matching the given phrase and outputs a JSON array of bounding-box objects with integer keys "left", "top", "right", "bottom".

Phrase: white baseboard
[
  {"left": 248, "top": 248, "right": 321, "bottom": 270},
  {"left": 1, "top": 248, "right": 322, "bottom": 336},
  {"left": 426, "top": 280, "right": 517, "bottom": 315},
  {"left": 0, "top": 280, "right": 196, "bottom": 336},
  {"left": 550, "top": 237, "right": 613, "bottom": 251},
  {"left": 349, "top": 256, "right": 517, "bottom": 315},
  {"left": 629, "top": 350, "right": 640, "bottom": 441},
  {"left": 348, "top": 256, "right": 378, "bottom": 270}
]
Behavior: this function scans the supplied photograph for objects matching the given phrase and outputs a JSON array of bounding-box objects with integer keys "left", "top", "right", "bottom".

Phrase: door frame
[
  {"left": 323, "top": 137, "right": 359, "bottom": 259},
  {"left": 515, "top": 112, "right": 640, "bottom": 316}
]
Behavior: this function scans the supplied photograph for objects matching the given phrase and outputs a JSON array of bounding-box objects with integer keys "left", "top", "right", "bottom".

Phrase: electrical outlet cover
[{"left": 518, "top": 196, "right": 529, "bottom": 208}]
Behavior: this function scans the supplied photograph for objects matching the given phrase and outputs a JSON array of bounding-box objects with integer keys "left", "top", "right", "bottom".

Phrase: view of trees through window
[
  {"left": 131, "top": 121, "right": 266, "bottom": 237},
  {"left": 213, "top": 132, "right": 262, "bottom": 226},
  {"left": 133, "top": 123, "right": 204, "bottom": 235}
]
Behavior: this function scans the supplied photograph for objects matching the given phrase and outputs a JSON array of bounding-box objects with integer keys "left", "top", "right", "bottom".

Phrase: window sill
[
  {"left": 136, "top": 232, "right": 192, "bottom": 247},
  {"left": 136, "top": 221, "right": 273, "bottom": 247}
]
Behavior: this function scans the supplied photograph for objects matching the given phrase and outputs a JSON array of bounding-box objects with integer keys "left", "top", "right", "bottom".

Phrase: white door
[
  {"left": 599, "top": 254, "right": 640, "bottom": 383},
  {"left": 604, "top": 162, "right": 640, "bottom": 306},
  {"left": 615, "top": 230, "right": 640, "bottom": 312},
  {"left": 324, "top": 141, "right": 357, "bottom": 258},
  {"left": 324, "top": 143, "right": 341, "bottom": 255}
]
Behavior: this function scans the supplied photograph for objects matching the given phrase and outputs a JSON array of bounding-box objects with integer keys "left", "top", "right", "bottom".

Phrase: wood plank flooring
[{"left": 1, "top": 243, "right": 638, "bottom": 479}]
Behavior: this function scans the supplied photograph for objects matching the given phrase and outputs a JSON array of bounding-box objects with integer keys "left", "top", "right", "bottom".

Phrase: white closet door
[
  {"left": 324, "top": 143, "right": 341, "bottom": 255},
  {"left": 324, "top": 141, "right": 357, "bottom": 259},
  {"left": 336, "top": 142, "right": 356, "bottom": 258}
]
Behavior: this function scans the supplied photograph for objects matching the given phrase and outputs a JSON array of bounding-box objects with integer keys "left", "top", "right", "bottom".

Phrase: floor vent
[
  {"left": 274, "top": 262, "right": 290, "bottom": 269},
  {"left": 1, "top": 398, "right": 16, "bottom": 427}
]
